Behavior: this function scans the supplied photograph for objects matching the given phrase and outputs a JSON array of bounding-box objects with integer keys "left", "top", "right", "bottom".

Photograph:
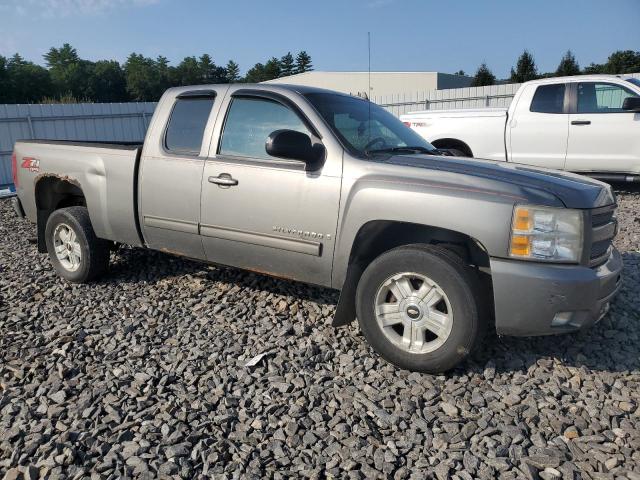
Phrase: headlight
[{"left": 509, "top": 205, "right": 583, "bottom": 262}]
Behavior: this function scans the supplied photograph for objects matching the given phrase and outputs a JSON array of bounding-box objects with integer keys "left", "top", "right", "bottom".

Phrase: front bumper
[{"left": 491, "top": 248, "right": 623, "bottom": 336}]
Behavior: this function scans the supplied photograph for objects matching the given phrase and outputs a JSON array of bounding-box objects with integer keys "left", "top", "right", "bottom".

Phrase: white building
[{"left": 265, "top": 71, "right": 473, "bottom": 98}]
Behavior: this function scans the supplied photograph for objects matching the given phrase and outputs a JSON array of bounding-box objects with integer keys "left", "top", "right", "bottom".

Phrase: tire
[
  {"left": 355, "top": 245, "right": 484, "bottom": 373},
  {"left": 44, "top": 206, "right": 110, "bottom": 283}
]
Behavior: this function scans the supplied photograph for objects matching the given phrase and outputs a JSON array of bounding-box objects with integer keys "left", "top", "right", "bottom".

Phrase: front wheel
[
  {"left": 355, "top": 245, "right": 484, "bottom": 373},
  {"left": 45, "top": 206, "right": 110, "bottom": 283}
]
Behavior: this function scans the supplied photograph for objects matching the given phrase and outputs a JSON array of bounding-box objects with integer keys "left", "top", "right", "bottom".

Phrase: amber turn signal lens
[
  {"left": 513, "top": 207, "right": 532, "bottom": 232},
  {"left": 510, "top": 234, "right": 531, "bottom": 256}
]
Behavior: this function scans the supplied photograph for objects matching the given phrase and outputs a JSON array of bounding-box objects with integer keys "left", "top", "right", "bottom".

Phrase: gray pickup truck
[{"left": 11, "top": 83, "right": 622, "bottom": 373}]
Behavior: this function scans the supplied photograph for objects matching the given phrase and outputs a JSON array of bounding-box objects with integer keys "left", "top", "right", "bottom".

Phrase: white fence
[{"left": 0, "top": 102, "right": 157, "bottom": 186}]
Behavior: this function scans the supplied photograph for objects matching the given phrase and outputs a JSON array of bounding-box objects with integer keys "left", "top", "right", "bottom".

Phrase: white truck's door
[
  {"left": 199, "top": 90, "right": 342, "bottom": 287},
  {"left": 507, "top": 83, "right": 569, "bottom": 170},
  {"left": 565, "top": 81, "right": 640, "bottom": 174}
]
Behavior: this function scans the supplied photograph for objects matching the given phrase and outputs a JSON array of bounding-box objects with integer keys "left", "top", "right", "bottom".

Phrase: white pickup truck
[{"left": 401, "top": 75, "right": 640, "bottom": 182}]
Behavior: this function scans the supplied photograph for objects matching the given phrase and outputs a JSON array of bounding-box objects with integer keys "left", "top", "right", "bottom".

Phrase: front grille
[{"left": 589, "top": 204, "right": 617, "bottom": 267}]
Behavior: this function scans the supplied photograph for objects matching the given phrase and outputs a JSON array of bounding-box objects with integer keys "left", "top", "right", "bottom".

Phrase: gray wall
[{"left": 0, "top": 102, "right": 157, "bottom": 186}]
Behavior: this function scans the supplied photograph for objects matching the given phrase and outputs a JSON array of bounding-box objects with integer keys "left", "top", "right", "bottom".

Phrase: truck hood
[{"left": 379, "top": 154, "right": 615, "bottom": 209}]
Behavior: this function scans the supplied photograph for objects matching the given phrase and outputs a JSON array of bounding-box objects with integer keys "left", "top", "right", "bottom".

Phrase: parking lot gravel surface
[{"left": 1, "top": 189, "right": 639, "bottom": 480}]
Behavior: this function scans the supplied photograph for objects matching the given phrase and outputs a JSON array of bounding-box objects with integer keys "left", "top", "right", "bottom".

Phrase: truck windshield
[{"left": 304, "top": 92, "right": 436, "bottom": 157}]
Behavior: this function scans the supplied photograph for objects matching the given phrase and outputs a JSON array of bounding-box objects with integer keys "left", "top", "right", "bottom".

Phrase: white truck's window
[
  {"left": 165, "top": 97, "right": 215, "bottom": 155},
  {"left": 530, "top": 84, "right": 565, "bottom": 113},
  {"left": 219, "top": 97, "right": 309, "bottom": 159},
  {"left": 577, "top": 82, "right": 638, "bottom": 113}
]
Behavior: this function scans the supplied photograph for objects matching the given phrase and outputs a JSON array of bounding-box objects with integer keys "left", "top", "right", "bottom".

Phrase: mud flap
[{"left": 332, "top": 263, "right": 363, "bottom": 327}]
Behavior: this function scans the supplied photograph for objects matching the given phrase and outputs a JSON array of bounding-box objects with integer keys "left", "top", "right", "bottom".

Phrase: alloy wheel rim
[
  {"left": 374, "top": 272, "right": 453, "bottom": 354},
  {"left": 53, "top": 223, "right": 82, "bottom": 272}
]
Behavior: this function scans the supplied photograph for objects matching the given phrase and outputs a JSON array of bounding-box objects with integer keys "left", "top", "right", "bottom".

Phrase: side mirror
[
  {"left": 622, "top": 96, "right": 640, "bottom": 112},
  {"left": 266, "top": 129, "right": 325, "bottom": 169}
]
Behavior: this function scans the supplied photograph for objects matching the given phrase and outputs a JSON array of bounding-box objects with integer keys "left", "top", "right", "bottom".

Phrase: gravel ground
[{"left": 0, "top": 189, "right": 639, "bottom": 480}]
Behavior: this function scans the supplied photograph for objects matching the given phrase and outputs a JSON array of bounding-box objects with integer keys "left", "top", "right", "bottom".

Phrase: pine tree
[
  {"left": 199, "top": 54, "right": 217, "bottom": 83},
  {"left": 471, "top": 63, "right": 496, "bottom": 86},
  {"left": 264, "top": 57, "right": 281, "bottom": 80},
  {"left": 225, "top": 60, "right": 240, "bottom": 82},
  {"left": 280, "top": 52, "right": 295, "bottom": 77},
  {"left": 556, "top": 50, "right": 580, "bottom": 76},
  {"left": 510, "top": 50, "right": 538, "bottom": 83},
  {"left": 295, "top": 51, "right": 313, "bottom": 74}
]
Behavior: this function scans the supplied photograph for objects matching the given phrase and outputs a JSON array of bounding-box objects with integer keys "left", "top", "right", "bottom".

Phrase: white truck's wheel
[
  {"left": 45, "top": 207, "right": 110, "bottom": 283},
  {"left": 356, "top": 245, "right": 484, "bottom": 373}
]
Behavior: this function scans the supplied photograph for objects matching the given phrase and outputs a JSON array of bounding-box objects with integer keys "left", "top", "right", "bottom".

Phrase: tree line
[
  {"left": 0, "top": 44, "right": 314, "bottom": 104},
  {"left": 468, "top": 49, "right": 640, "bottom": 87}
]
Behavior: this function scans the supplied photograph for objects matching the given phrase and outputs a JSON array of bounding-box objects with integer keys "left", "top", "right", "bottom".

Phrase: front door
[
  {"left": 565, "top": 81, "right": 640, "bottom": 174},
  {"left": 200, "top": 93, "right": 341, "bottom": 286},
  {"left": 508, "top": 82, "right": 569, "bottom": 169}
]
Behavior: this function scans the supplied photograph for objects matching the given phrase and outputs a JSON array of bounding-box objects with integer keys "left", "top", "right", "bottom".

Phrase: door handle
[
  {"left": 208, "top": 173, "right": 238, "bottom": 187},
  {"left": 571, "top": 120, "right": 591, "bottom": 125}
]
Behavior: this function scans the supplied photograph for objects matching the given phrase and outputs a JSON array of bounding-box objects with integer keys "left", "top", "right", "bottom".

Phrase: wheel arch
[
  {"left": 332, "top": 220, "right": 493, "bottom": 327},
  {"left": 430, "top": 138, "right": 473, "bottom": 157},
  {"left": 35, "top": 175, "right": 87, "bottom": 253}
]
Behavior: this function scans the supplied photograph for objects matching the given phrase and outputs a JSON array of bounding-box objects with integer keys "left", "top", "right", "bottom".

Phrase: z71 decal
[{"left": 21, "top": 157, "right": 40, "bottom": 173}]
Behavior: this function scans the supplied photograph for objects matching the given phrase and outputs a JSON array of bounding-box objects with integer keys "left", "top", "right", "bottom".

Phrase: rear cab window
[
  {"left": 530, "top": 84, "right": 566, "bottom": 113},
  {"left": 165, "top": 96, "right": 215, "bottom": 155}
]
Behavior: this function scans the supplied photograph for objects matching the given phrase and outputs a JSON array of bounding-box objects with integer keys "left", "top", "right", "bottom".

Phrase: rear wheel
[
  {"left": 45, "top": 206, "right": 110, "bottom": 283},
  {"left": 356, "top": 245, "right": 484, "bottom": 373}
]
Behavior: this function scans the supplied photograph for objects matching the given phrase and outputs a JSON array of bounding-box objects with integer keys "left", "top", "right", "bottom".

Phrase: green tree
[
  {"left": 244, "top": 63, "right": 267, "bottom": 83},
  {"left": 295, "top": 51, "right": 312, "bottom": 74},
  {"left": 89, "top": 60, "right": 128, "bottom": 102},
  {"left": 6, "top": 54, "right": 52, "bottom": 103},
  {"left": 556, "top": 50, "right": 580, "bottom": 76},
  {"left": 225, "top": 60, "right": 240, "bottom": 82},
  {"left": 124, "top": 53, "right": 164, "bottom": 101},
  {"left": 155, "top": 55, "right": 173, "bottom": 90},
  {"left": 172, "top": 56, "right": 201, "bottom": 85},
  {"left": 198, "top": 54, "right": 225, "bottom": 83},
  {"left": 280, "top": 52, "right": 295, "bottom": 77},
  {"left": 264, "top": 57, "right": 281, "bottom": 80},
  {"left": 510, "top": 50, "right": 538, "bottom": 83},
  {"left": 603, "top": 50, "right": 640, "bottom": 74},
  {"left": 454, "top": 70, "right": 466, "bottom": 76},
  {"left": 0, "top": 55, "right": 9, "bottom": 103},
  {"left": 44, "top": 43, "right": 93, "bottom": 98},
  {"left": 471, "top": 63, "right": 496, "bottom": 86},
  {"left": 583, "top": 62, "right": 605, "bottom": 74}
]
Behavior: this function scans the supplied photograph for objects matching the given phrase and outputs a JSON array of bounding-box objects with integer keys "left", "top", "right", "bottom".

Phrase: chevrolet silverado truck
[
  {"left": 11, "top": 83, "right": 622, "bottom": 373},
  {"left": 401, "top": 75, "right": 640, "bottom": 183}
]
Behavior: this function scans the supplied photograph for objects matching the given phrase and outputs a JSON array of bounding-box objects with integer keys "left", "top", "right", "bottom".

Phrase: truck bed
[
  {"left": 400, "top": 108, "right": 508, "bottom": 161},
  {"left": 14, "top": 139, "right": 145, "bottom": 247}
]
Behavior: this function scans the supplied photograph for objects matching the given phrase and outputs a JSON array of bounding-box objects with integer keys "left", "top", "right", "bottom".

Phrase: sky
[{"left": 0, "top": 0, "right": 638, "bottom": 78}]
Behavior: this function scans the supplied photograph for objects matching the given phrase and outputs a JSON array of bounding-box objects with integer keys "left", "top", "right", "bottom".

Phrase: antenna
[
  {"left": 368, "top": 32, "right": 371, "bottom": 145},
  {"left": 368, "top": 31, "right": 371, "bottom": 99}
]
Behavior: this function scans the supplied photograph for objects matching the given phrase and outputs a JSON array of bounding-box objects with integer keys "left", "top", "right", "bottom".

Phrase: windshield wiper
[{"left": 365, "top": 146, "right": 438, "bottom": 156}]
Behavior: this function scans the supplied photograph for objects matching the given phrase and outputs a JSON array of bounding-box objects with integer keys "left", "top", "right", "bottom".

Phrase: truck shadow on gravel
[{"left": 105, "top": 245, "right": 639, "bottom": 374}]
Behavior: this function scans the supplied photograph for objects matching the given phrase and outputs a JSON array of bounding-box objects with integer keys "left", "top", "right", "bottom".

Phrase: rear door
[
  {"left": 199, "top": 90, "right": 342, "bottom": 286},
  {"left": 565, "top": 81, "right": 640, "bottom": 174},
  {"left": 507, "top": 83, "right": 569, "bottom": 169},
  {"left": 138, "top": 88, "right": 226, "bottom": 259}
]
